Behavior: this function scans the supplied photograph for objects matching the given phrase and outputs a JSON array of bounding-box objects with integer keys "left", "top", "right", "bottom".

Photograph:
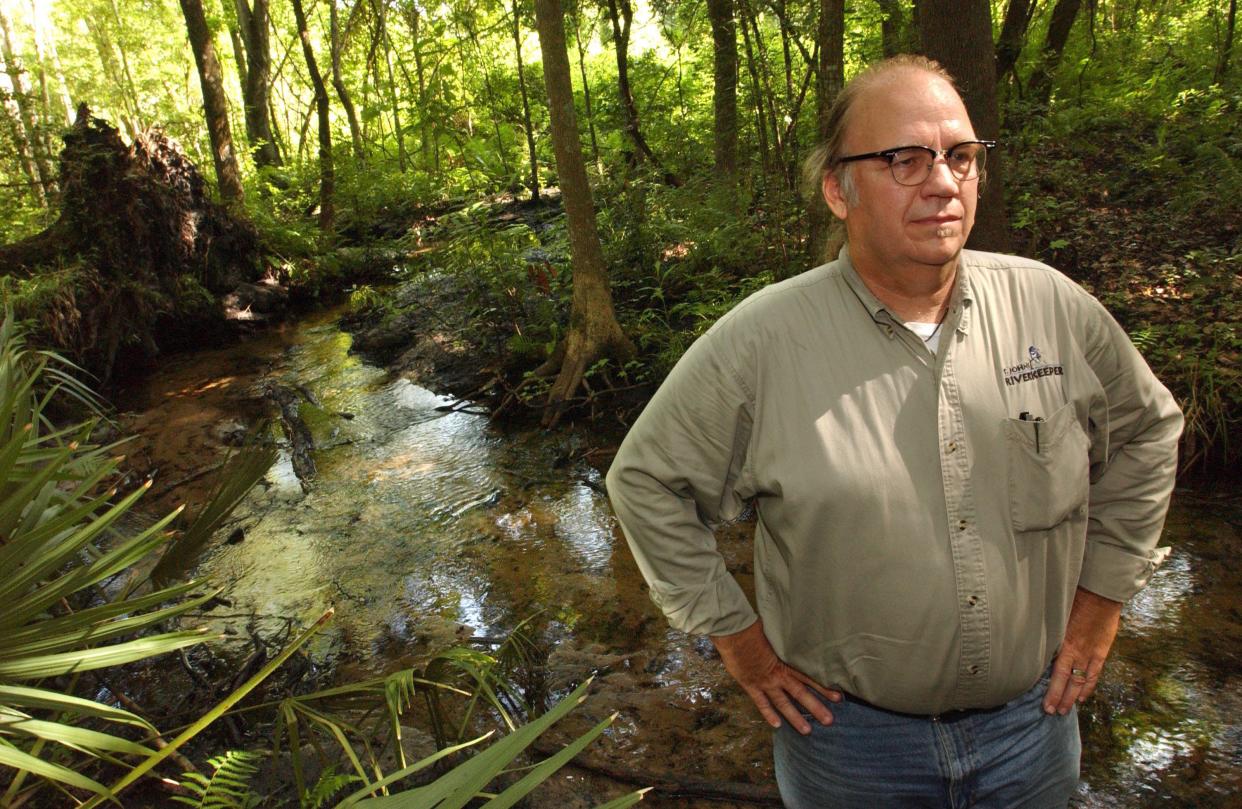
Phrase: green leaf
[
  {"left": 0, "top": 709, "right": 155, "bottom": 756},
  {"left": 0, "top": 741, "right": 115, "bottom": 799},
  {"left": 0, "top": 685, "right": 154, "bottom": 730},
  {"left": 0, "top": 630, "right": 209, "bottom": 680}
]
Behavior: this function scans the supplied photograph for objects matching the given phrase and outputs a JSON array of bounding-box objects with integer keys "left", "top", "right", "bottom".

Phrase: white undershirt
[{"left": 906, "top": 320, "right": 943, "bottom": 354}]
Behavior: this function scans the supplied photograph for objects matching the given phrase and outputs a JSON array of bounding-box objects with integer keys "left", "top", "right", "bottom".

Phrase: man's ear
[{"left": 822, "top": 171, "right": 850, "bottom": 221}]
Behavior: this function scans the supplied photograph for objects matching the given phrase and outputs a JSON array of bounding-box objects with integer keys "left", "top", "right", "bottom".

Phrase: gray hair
[{"left": 802, "top": 55, "right": 959, "bottom": 258}]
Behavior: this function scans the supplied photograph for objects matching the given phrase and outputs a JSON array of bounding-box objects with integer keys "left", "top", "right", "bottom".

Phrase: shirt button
[
  {"left": 958, "top": 519, "right": 968, "bottom": 531},
  {"left": 969, "top": 665, "right": 980, "bottom": 675},
  {"left": 967, "top": 595, "right": 979, "bottom": 607},
  {"left": 947, "top": 441, "right": 957, "bottom": 453}
]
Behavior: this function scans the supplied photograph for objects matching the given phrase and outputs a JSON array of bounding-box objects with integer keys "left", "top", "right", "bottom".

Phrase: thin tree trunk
[
  {"left": 0, "top": 77, "right": 44, "bottom": 206},
  {"left": 371, "top": 0, "right": 407, "bottom": 172},
  {"left": 512, "top": 0, "right": 541, "bottom": 200},
  {"left": 919, "top": 0, "right": 1011, "bottom": 252},
  {"left": 995, "top": 0, "right": 1037, "bottom": 84},
  {"left": 330, "top": 0, "right": 365, "bottom": 162},
  {"left": 179, "top": 0, "right": 245, "bottom": 203},
  {"left": 460, "top": 13, "right": 515, "bottom": 186},
  {"left": 1027, "top": 0, "right": 1082, "bottom": 105},
  {"left": 23, "top": 2, "right": 56, "bottom": 153},
  {"left": 807, "top": 0, "right": 843, "bottom": 264},
  {"left": 403, "top": 3, "right": 435, "bottom": 172},
  {"left": 1217, "top": 0, "right": 1237, "bottom": 82},
  {"left": 107, "top": 0, "right": 143, "bottom": 125},
  {"left": 0, "top": 7, "right": 56, "bottom": 201},
  {"left": 707, "top": 0, "right": 738, "bottom": 179},
  {"left": 570, "top": 1, "right": 602, "bottom": 174},
  {"left": 742, "top": 0, "right": 785, "bottom": 181},
  {"left": 235, "top": 0, "right": 281, "bottom": 168},
  {"left": 292, "top": 0, "right": 333, "bottom": 230},
  {"left": 30, "top": 0, "right": 73, "bottom": 124},
  {"left": 738, "top": 6, "right": 770, "bottom": 176},
  {"left": 603, "top": 0, "right": 681, "bottom": 186},
  {"left": 229, "top": 23, "right": 249, "bottom": 91},
  {"left": 531, "top": 0, "right": 635, "bottom": 427},
  {"left": 83, "top": 17, "right": 137, "bottom": 135},
  {"left": 875, "top": 0, "right": 904, "bottom": 56}
]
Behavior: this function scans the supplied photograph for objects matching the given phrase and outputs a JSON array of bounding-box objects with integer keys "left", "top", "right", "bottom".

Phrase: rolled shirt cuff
[
  {"left": 648, "top": 572, "right": 758, "bottom": 637},
  {"left": 1077, "top": 540, "right": 1172, "bottom": 603}
]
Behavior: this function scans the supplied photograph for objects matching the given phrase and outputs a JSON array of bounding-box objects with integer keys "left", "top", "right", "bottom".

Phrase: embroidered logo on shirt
[{"left": 1003, "top": 345, "right": 1064, "bottom": 386}]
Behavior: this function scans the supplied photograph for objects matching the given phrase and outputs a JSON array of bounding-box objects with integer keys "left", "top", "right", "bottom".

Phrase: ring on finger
[{"left": 1070, "top": 667, "right": 1088, "bottom": 682}]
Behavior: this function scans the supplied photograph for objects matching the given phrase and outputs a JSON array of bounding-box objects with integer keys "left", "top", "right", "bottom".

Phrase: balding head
[{"left": 804, "top": 57, "right": 963, "bottom": 246}]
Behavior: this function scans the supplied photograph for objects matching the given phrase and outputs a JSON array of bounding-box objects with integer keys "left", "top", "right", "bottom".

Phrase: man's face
[{"left": 823, "top": 70, "right": 979, "bottom": 272}]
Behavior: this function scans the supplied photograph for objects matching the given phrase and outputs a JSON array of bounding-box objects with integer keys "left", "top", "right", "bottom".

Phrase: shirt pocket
[{"left": 1003, "top": 402, "right": 1089, "bottom": 533}]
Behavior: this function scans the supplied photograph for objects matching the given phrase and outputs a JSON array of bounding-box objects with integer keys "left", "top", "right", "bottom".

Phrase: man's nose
[{"left": 922, "top": 157, "right": 961, "bottom": 195}]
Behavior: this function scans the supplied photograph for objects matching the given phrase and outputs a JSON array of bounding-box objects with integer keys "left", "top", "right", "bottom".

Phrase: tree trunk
[
  {"left": 603, "top": 0, "right": 681, "bottom": 186},
  {"left": 330, "top": 0, "right": 365, "bottom": 162},
  {"left": 707, "top": 0, "right": 738, "bottom": 179},
  {"left": 83, "top": 17, "right": 139, "bottom": 136},
  {"left": 403, "top": 3, "right": 437, "bottom": 174},
  {"left": 371, "top": 0, "right": 408, "bottom": 172},
  {"left": 512, "top": 0, "right": 541, "bottom": 200},
  {"left": 29, "top": 0, "right": 73, "bottom": 124},
  {"left": 178, "top": 0, "right": 245, "bottom": 204},
  {"left": 1217, "top": 0, "right": 1237, "bottom": 83},
  {"left": 738, "top": 6, "right": 770, "bottom": 176},
  {"left": 807, "top": 0, "right": 843, "bottom": 265},
  {"left": 292, "top": 0, "right": 334, "bottom": 230},
  {"left": 570, "top": 1, "right": 602, "bottom": 175},
  {"left": 107, "top": 0, "right": 143, "bottom": 126},
  {"left": 0, "top": 83, "right": 44, "bottom": 206},
  {"left": 531, "top": 0, "right": 635, "bottom": 427},
  {"left": 236, "top": 0, "right": 282, "bottom": 169},
  {"left": 0, "top": 8, "right": 56, "bottom": 202},
  {"left": 995, "top": 0, "right": 1037, "bottom": 84},
  {"left": 1027, "top": 0, "right": 1082, "bottom": 105},
  {"left": 876, "top": 0, "right": 905, "bottom": 57},
  {"left": 919, "top": 0, "right": 1011, "bottom": 252},
  {"left": 741, "top": 0, "right": 785, "bottom": 181}
]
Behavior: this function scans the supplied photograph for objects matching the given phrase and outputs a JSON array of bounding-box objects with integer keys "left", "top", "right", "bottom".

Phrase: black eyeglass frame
[{"left": 834, "top": 140, "right": 997, "bottom": 185}]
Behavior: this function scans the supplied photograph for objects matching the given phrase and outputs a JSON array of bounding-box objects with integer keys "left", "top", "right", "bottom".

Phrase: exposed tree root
[{"left": 0, "top": 105, "right": 261, "bottom": 381}]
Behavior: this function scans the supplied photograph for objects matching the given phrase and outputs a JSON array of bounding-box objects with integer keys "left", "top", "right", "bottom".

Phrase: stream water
[{"left": 119, "top": 309, "right": 1241, "bottom": 808}]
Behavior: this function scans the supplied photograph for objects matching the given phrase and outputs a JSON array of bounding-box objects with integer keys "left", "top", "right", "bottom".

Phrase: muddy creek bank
[{"left": 115, "top": 309, "right": 1241, "bottom": 808}]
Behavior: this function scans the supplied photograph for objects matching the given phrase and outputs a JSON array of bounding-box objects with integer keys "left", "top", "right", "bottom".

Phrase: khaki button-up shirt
[{"left": 606, "top": 248, "right": 1182, "bottom": 715}]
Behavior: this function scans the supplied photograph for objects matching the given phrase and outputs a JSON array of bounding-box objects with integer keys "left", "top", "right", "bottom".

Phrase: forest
[{"left": 0, "top": 0, "right": 1239, "bottom": 806}]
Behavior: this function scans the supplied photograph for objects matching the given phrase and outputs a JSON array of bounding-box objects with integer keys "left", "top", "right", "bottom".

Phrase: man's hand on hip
[
  {"left": 1045, "top": 586, "right": 1123, "bottom": 716},
  {"left": 711, "top": 618, "right": 841, "bottom": 735}
]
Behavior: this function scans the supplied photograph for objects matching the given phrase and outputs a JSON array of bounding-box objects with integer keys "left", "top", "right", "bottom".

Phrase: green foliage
[
  {"left": 0, "top": 312, "right": 212, "bottom": 803},
  {"left": 173, "top": 750, "right": 264, "bottom": 809}
]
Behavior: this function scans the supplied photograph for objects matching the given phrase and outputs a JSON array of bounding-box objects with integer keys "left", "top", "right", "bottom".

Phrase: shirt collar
[{"left": 836, "top": 244, "right": 975, "bottom": 336}]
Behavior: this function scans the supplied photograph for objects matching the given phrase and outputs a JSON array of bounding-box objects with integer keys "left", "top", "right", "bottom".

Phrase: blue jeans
[{"left": 773, "top": 670, "right": 1080, "bottom": 808}]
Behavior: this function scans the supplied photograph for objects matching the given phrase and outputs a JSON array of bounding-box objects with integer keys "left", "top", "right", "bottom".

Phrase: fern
[
  {"left": 305, "top": 767, "right": 364, "bottom": 809},
  {"left": 172, "top": 750, "right": 262, "bottom": 809}
]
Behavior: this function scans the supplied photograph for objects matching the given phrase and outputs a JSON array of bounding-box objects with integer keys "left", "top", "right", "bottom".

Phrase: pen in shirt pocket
[{"left": 1019, "top": 411, "right": 1045, "bottom": 453}]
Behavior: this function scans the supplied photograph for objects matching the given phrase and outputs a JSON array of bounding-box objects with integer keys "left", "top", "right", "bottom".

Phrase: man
[{"left": 606, "top": 55, "right": 1182, "bottom": 808}]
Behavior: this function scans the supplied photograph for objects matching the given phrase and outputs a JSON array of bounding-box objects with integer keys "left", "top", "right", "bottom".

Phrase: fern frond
[{"left": 171, "top": 750, "right": 262, "bottom": 809}]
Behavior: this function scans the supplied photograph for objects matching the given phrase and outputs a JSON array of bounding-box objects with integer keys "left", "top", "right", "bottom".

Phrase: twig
[
  {"left": 91, "top": 676, "right": 201, "bottom": 775},
  {"left": 151, "top": 461, "right": 226, "bottom": 498},
  {"left": 529, "top": 738, "right": 782, "bottom": 804}
]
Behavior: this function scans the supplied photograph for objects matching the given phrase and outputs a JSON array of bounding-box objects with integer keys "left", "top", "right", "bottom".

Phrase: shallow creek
[{"left": 117, "top": 309, "right": 1240, "bottom": 808}]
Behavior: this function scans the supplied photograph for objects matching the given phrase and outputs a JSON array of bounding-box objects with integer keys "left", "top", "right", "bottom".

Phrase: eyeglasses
[{"left": 835, "top": 140, "right": 996, "bottom": 186}]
